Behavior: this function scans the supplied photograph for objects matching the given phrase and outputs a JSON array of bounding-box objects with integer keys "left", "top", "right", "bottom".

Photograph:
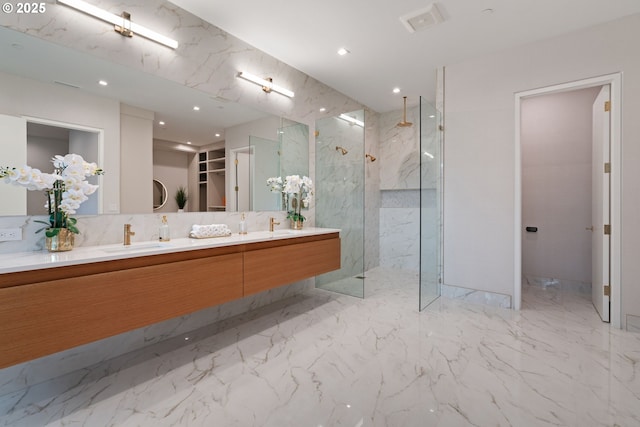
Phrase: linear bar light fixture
[
  {"left": 57, "top": 0, "right": 178, "bottom": 49},
  {"left": 339, "top": 114, "right": 364, "bottom": 127},
  {"left": 237, "top": 71, "right": 295, "bottom": 98}
]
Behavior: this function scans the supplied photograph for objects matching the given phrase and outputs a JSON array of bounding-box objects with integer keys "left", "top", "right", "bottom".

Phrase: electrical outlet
[{"left": 0, "top": 228, "right": 22, "bottom": 241}]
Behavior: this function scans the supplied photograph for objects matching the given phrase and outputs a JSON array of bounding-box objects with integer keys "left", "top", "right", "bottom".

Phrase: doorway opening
[{"left": 514, "top": 74, "right": 621, "bottom": 328}]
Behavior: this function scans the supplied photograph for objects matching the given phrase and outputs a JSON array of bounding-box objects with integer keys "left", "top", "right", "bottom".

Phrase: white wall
[
  {"left": 0, "top": 71, "right": 120, "bottom": 214},
  {"left": 444, "top": 13, "right": 640, "bottom": 326},
  {"left": 521, "top": 88, "right": 599, "bottom": 283},
  {"left": 120, "top": 104, "right": 154, "bottom": 214}
]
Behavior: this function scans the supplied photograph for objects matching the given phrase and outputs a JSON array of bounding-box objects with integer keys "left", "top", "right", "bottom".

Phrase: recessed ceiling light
[
  {"left": 337, "top": 47, "right": 350, "bottom": 56},
  {"left": 193, "top": 106, "right": 200, "bottom": 111},
  {"left": 215, "top": 133, "right": 221, "bottom": 137},
  {"left": 98, "top": 80, "right": 108, "bottom": 86},
  {"left": 158, "top": 121, "right": 165, "bottom": 126},
  {"left": 482, "top": 8, "right": 494, "bottom": 14},
  {"left": 319, "top": 107, "right": 326, "bottom": 112},
  {"left": 393, "top": 88, "right": 401, "bottom": 94},
  {"left": 186, "top": 141, "right": 192, "bottom": 145}
]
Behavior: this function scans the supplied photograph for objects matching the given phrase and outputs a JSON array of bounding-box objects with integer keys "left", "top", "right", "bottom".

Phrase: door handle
[{"left": 586, "top": 226, "right": 594, "bottom": 231}]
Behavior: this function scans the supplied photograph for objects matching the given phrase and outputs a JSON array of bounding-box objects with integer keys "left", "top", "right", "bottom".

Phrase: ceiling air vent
[{"left": 400, "top": 2, "right": 445, "bottom": 33}]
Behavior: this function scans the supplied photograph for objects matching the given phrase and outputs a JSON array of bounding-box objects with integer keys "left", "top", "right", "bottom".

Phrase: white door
[
  {"left": 591, "top": 85, "right": 611, "bottom": 322},
  {"left": 0, "top": 114, "right": 27, "bottom": 215}
]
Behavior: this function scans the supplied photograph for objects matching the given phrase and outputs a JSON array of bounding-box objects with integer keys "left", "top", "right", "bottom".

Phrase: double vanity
[{"left": 0, "top": 228, "right": 340, "bottom": 369}]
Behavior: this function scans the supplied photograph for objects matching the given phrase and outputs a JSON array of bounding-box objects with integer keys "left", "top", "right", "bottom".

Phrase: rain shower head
[
  {"left": 397, "top": 96, "right": 413, "bottom": 127},
  {"left": 336, "top": 146, "right": 348, "bottom": 155}
]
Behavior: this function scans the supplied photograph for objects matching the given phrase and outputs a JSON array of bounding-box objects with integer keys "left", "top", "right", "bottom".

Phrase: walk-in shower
[{"left": 315, "top": 100, "right": 442, "bottom": 310}]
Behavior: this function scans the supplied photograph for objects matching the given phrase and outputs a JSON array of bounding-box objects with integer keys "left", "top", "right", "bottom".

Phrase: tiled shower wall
[{"left": 379, "top": 105, "right": 421, "bottom": 272}]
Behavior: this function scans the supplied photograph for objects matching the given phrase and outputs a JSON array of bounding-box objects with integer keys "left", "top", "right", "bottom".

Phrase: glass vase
[
  {"left": 46, "top": 228, "right": 75, "bottom": 252},
  {"left": 290, "top": 219, "right": 303, "bottom": 230}
]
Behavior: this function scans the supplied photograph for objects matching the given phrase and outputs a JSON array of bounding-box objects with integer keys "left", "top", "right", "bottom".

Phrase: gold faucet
[
  {"left": 269, "top": 217, "right": 280, "bottom": 232},
  {"left": 124, "top": 223, "right": 135, "bottom": 245}
]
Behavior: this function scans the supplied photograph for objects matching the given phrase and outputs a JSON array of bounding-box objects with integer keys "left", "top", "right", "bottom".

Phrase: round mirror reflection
[{"left": 153, "top": 179, "right": 168, "bottom": 210}]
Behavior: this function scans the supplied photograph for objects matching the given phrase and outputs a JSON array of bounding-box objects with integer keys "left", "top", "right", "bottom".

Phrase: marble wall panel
[
  {"left": 380, "top": 207, "right": 420, "bottom": 272},
  {"left": 379, "top": 106, "right": 420, "bottom": 190},
  {"left": 0, "top": 210, "right": 291, "bottom": 253}
]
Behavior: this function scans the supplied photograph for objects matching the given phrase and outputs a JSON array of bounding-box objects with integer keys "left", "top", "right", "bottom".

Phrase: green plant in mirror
[{"left": 175, "top": 186, "right": 188, "bottom": 209}]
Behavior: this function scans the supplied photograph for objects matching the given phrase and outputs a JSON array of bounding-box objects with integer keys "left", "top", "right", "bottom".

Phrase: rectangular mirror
[{"left": 0, "top": 25, "right": 309, "bottom": 216}]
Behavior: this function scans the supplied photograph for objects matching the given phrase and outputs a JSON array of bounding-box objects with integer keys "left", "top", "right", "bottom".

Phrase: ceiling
[{"left": 169, "top": 0, "right": 640, "bottom": 113}]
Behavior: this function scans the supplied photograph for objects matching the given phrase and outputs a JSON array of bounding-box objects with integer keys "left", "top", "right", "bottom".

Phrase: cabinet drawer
[
  {"left": 243, "top": 237, "right": 340, "bottom": 296},
  {"left": 0, "top": 253, "right": 243, "bottom": 368}
]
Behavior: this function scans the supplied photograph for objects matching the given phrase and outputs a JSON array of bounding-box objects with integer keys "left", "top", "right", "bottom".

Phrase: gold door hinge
[
  {"left": 604, "top": 163, "right": 611, "bottom": 173},
  {"left": 234, "top": 159, "right": 238, "bottom": 165},
  {"left": 604, "top": 285, "right": 611, "bottom": 296},
  {"left": 604, "top": 101, "right": 611, "bottom": 112},
  {"left": 604, "top": 224, "right": 611, "bottom": 235}
]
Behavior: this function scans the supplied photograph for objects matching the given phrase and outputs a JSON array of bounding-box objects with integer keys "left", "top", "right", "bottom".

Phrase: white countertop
[{"left": 0, "top": 227, "right": 340, "bottom": 275}]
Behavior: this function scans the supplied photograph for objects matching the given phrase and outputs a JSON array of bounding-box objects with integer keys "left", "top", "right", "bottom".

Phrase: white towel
[{"left": 189, "top": 224, "right": 232, "bottom": 238}]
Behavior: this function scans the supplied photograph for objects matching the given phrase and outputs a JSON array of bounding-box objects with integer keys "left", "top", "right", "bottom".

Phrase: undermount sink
[{"left": 102, "top": 242, "right": 173, "bottom": 253}]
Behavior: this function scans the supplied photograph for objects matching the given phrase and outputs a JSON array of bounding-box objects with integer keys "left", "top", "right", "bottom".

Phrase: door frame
[
  {"left": 229, "top": 145, "right": 253, "bottom": 211},
  {"left": 514, "top": 73, "right": 622, "bottom": 328}
]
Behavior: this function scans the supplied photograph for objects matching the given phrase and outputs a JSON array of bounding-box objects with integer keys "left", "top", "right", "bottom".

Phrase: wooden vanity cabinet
[
  {"left": 0, "top": 232, "right": 340, "bottom": 368},
  {"left": 244, "top": 236, "right": 340, "bottom": 295}
]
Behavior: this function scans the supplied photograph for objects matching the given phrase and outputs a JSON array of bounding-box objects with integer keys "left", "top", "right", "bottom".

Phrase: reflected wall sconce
[
  {"left": 57, "top": 0, "right": 179, "bottom": 49},
  {"left": 338, "top": 114, "right": 364, "bottom": 127},
  {"left": 237, "top": 71, "right": 295, "bottom": 98},
  {"left": 366, "top": 153, "right": 377, "bottom": 162}
]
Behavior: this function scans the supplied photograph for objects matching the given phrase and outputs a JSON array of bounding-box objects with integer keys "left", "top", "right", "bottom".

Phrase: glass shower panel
[
  {"left": 315, "top": 110, "right": 365, "bottom": 298},
  {"left": 248, "top": 136, "right": 279, "bottom": 211},
  {"left": 279, "top": 121, "right": 309, "bottom": 178},
  {"left": 419, "top": 97, "right": 442, "bottom": 310}
]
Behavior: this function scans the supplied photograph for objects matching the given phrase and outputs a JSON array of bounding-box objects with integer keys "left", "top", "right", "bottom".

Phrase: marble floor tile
[{"left": 1, "top": 268, "right": 639, "bottom": 426}]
